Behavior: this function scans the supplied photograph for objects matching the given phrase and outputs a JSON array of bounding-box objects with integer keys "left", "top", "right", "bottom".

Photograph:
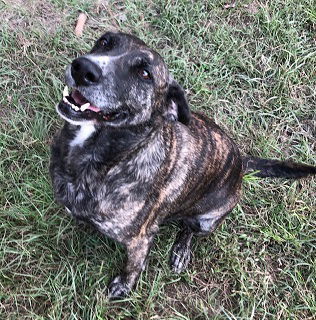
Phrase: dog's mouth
[{"left": 57, "top": 86, "right": 128, "bottom": 123}]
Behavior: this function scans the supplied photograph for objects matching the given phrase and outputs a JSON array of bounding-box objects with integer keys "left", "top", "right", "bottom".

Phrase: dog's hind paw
[
  {"left": 169, "top": 229, "right": 193, "bottom": 273},
  {"left": 170, "top": 241, "right": 192, "bottom": 273},
  {"left": 108, "top": 276, "right": 130, "bottom": 299}
]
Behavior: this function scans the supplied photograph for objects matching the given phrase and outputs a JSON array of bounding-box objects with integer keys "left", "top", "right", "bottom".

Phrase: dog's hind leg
[
  {"left": 169, "top": 226, "right": 194, "bottom": 273},
  {"left": 169, "top": 204, "right": 236, "bottom": 273},
  {"left": 169, "top": 215, "right": 226, "bottom": 274}
]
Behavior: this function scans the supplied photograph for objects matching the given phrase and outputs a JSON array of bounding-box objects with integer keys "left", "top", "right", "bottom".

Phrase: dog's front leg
[{"left": 108, "top": 235, "right": 153, "bottom": 299}]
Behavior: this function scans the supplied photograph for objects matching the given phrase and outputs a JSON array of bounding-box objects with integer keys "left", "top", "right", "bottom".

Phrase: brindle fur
[{"left": 50, "top": 32, "right": 316, "bottom": 299}]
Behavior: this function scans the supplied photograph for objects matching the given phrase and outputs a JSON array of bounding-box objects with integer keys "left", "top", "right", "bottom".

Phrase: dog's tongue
[
  {"left": 85, "top": 104, "right": 101, "bottom": 112},
  {"left": 87, "top": 105, "right": 101, "bottom": 112},
  {"left": 72, "top": 89, "right": 101, "bottom": 112}
]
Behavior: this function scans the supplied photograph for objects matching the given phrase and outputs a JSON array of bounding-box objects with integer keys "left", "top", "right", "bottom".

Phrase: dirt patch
[
  {"left": 245, "top": 1, "right": 261, "bottom": 14},
  {"left": 86, "top": 0, "right": 128, "bottom": 33},
  {"left": 1, "top": 0, "right": 62, "bottom": 34}
]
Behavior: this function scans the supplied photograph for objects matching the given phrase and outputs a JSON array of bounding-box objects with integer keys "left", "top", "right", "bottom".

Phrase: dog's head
[{"left": 57, "top": 32, "right": 191, "bottom": 127}]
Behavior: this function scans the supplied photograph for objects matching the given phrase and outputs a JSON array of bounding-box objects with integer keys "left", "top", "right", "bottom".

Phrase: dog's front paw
[
  {"left": 108, "top": 276, "right": 130, "bottom": 299},
  {"left": 169, "top": 240, "right": 191, "bottom": 274}
]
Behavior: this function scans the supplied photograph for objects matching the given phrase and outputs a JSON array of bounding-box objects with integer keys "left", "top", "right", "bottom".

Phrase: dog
[{"left": 50, "top": 31, "right": 316, "bottom": 299}]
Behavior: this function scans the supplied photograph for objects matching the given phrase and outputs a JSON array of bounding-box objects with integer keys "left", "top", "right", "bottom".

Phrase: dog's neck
[{"left": 62, "top": 118, "right": 165, "bottom": 165}]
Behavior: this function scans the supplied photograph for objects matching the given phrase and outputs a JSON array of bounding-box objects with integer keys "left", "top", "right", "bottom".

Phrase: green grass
[{"left": 0, "top": 0, "right": 315, "bottom": 319}]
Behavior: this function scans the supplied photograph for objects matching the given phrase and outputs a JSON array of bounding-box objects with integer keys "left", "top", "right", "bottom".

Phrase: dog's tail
[{"left": 242, "top": 156, "right": 316, "bottom": 179}]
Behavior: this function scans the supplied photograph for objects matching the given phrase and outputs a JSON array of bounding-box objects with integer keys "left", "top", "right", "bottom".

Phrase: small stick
[{"left": 75, "top": 13, "right": 87, "bottom": 37}]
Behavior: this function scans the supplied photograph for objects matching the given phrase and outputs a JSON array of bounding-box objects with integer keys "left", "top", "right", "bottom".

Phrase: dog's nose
[{"left": 71, "top": 57, "right": 102, "bottom": 86}]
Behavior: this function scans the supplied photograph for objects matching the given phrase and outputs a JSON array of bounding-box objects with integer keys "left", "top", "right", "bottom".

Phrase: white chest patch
[{"left": 70, "top": 124, "right": 96, "bottom": 147}]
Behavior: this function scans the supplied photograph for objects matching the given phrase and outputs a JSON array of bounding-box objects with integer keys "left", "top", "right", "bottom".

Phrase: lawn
[{"left": 0, "top": 0, "right": 315, "bottom": 319}]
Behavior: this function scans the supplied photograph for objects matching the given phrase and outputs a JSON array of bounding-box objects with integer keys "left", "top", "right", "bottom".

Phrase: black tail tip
[{"left": 243, "top": 156, "right": 316, "bottom": 179}]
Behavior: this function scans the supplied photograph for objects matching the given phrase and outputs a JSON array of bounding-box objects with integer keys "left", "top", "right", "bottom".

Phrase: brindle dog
[{"left": 50, "top": 32, "right": 316, "bottom": 299}]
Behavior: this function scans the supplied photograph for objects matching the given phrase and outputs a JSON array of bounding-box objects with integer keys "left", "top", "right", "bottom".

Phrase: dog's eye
[
  {"left": 100, "top": 38, "right": 109, "bottom": 47},
  {"left": 139, "top": 69, "right": 151, "bottom": 80},
  {"left": 99, "top": 37, "right": 114, "bottom": 50}
]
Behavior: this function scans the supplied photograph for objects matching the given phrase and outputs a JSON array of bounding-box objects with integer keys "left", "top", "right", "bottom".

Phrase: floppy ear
[{"left": 165, "top": 80, "right": 191, "bottom": 125}]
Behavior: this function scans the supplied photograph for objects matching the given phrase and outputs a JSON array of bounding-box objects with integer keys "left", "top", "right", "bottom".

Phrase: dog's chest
[
  {"left": 70, "top": 124, "right": 96, "bottom": 147},
  {"left": 56, "top": 127, "right": 167, "bottom": 238}
]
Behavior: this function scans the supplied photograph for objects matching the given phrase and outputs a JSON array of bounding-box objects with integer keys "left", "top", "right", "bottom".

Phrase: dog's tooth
[
  {"left": 80, "top": 102, "right": 90, "bottom": 111},
  {"left": 63, "top": 97, "right": 68, "bottom": 103},
  {"left": 70, "top": 103, "right": 79, "bottom": 111},
  {"left": 63, "top": 86, "right": 69, "bottom": 97}
]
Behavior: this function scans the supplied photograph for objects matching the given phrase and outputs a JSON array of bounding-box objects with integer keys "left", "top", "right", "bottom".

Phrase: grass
[{"left": 0, "top": 0, "right": 315, "bottom": 319}]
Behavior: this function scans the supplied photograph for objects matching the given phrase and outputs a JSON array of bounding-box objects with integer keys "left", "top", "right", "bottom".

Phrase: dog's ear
[{"left": 165, "top": 80, "right": 191, "bottom": 125}]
